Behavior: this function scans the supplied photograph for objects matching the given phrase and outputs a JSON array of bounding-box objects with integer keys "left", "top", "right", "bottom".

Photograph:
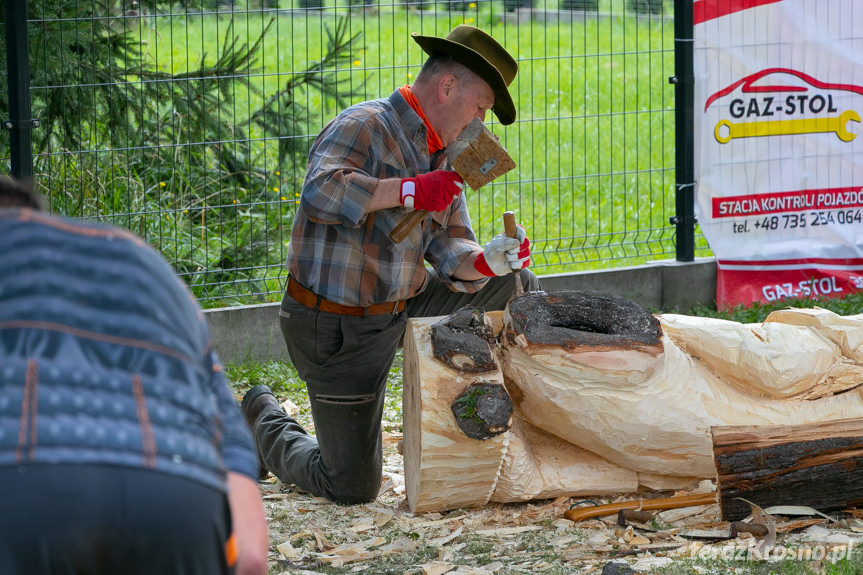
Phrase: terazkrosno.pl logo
[{"left": 689, "top": 540, "right": 855, "bottom": 563}]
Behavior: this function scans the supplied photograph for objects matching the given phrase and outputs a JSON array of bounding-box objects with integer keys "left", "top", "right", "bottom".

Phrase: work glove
[
  {"left": 400, "top": 171, "right": 464, "bottom": 212},
  {"left": 474, "top": 225, "right": 531, "bottom": 277}
]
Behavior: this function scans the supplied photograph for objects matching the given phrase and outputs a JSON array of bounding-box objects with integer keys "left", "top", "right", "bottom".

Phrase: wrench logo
[{"left": 715, "top": 109, "right": 861, "bottom": 144}]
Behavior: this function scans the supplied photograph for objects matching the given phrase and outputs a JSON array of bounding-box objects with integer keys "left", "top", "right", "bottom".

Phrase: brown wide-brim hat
[{"left": 412, "top": 25, "right": 517, "bottom": 125}]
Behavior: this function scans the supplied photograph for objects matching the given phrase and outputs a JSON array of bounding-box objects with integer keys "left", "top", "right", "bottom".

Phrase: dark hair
[{"left": 0, "top": 176, "right": 43, "bottom": 210}]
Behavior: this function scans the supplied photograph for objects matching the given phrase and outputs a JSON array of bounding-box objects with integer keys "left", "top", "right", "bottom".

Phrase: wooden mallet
[{"left": 389, "top": 118, "right": 516, "bottom": 243}]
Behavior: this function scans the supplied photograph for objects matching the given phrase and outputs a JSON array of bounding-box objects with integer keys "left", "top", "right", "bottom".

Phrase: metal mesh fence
[{"left": 1, "top": 0, "right": 710, "bottom": 308}]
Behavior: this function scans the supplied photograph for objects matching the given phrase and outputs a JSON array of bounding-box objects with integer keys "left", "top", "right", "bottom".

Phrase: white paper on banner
[{"left": 693, "top": 0, "right": 863, "bottom": 308}]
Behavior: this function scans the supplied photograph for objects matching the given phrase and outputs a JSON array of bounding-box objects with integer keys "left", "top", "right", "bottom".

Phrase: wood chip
[
  {"left": 428, "top": 525, "right": 464, "bottom": 546},
  {"left": 655, "top": 504, "right": 720, "bottom": 524},
  {"left": 276, "top": 541, "right": 302, "bottom": 560},
  {"left": 632, "top": 556, "right": 674, "bottom": 570},
  {"left": 451, "top": 561, "right": 504, "bottom": 574},
  {"left": 382, "top": 430, "right": 403, "bottom": 443},
  {"left": 262, "top": 493, "right": 294, "bottom": 500},
  {"left": 348, "top": 510, "right": 393, "bottom": 533},
  {"left": 421, "top": 561, "right": 455, "bottom": 575},
  {"left": 764, "top": 505, "right": 836, "bottom": 521},
  {"left": 413, "top": 514, "right": 469, "bottom": 528},
  {"left": 309, "top": 527, "right": 334, "bottom": 552},
  {"left": 552, "top": 519, "right": 574, "bottom": 529},
  {"left": 474, "top": 526, "right": 542, "bottom": 537},
  {"left": 280, "top": 398, "right": 300, "bottom": 417},
  {"left": 348, "top": 517, "right": 376, "bottom": 532},
  {"left": 378, "top": 537, "right": 419, "bottom": 554},
  {"left": 775, "top": 518, "right": 828, "bottom": 533},
  {"left": 316, "top": 537, "right": 387, "bottom": 566}
]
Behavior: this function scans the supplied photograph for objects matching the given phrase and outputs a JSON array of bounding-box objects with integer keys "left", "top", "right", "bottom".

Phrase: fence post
[
  {"left": 670, "top": 0, "right": 695, "bottom": 261},
  {"left": 4, "top": 0, "right": 33, "bottom": 180}
]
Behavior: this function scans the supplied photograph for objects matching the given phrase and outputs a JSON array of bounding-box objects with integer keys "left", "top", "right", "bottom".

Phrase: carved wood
[
  {"left": 499, "top": 293, "right": 863, "bottom": 481},
  {"left": 402, "top": 292, "right": 863, "bottom": 513},
  {"left": 402, "top": 310, "right": 509, "bottom": 513}
]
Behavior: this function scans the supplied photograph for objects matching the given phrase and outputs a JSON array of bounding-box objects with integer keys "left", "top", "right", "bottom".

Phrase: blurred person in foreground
[
  {"left": 0, "top": 176, "right": 269, "bottom": 575},
  {"left": 242, "top": 25, "right": 540, "bottom": 504}
]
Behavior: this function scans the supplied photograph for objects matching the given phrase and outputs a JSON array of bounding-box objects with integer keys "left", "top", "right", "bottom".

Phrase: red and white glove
[
  {"left": 474, "top": 225, "right": 531, "bottom": 277},
  {"left": 400, "top": 171, "right": 464, "bottom": 212}
]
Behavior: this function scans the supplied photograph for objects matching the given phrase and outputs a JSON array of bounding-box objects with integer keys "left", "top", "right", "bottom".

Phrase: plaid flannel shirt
[{"left": 287, "top": 89, "right": 490, "bottom": 307}]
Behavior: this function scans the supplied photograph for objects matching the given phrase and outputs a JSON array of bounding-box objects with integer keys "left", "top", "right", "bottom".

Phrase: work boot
[
  {"left": 241, "top": 384, "right": 281, "bottom": 430},
  {"left": 241, "top": 385, "right": 282, "bottom": 480}
]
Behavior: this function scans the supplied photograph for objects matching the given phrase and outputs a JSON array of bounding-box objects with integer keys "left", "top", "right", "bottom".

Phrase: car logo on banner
[{"left": 704, "top": 68, "right": 863, "bottom": 145}]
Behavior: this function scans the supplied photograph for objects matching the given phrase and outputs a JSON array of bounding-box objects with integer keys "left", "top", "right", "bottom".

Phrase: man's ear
[{"left": 437, "top": 73, "right": 458, "bottom": 103}]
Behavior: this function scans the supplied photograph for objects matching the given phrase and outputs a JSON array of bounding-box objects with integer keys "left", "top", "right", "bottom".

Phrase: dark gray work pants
[{"left": 253, "top": 269, "right": 540, "bottom": 503}]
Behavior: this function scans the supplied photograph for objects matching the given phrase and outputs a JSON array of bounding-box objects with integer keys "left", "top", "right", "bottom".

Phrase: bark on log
[
  {"left": 430, "top": 305, "right": 497, "bottom": 373},
  {"left": 712, "top": 418, "right": 863, "bottom": 521}
]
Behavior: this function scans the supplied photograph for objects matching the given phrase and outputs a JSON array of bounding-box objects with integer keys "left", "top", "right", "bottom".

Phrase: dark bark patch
[
  {"left": 431, "top": 306, "right": 497, "bottom": 373},
  {"left": 506, "top": 290, "right": 662, "bottom": 350},
  {"left": 451, "top": 382, "right": 513, "bottom": 440}
]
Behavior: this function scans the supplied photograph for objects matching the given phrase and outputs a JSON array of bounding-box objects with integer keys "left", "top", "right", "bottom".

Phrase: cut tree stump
[{"left": 712, "top": 418, "right": 863, "bottom": 521}]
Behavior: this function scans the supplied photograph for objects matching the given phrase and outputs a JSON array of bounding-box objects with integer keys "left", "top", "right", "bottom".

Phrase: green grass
[
  {"left": 690, "top": 287, "right": 863, "bottom": 324},
  {"left": 227, "top": 347, "right": 404, "bottom": 429},
  {"left": 139, "top": 2, "right": 693, "bottom": 287},
  {"left": 35, "top": 2, "right": 700, "bottom": 309}
]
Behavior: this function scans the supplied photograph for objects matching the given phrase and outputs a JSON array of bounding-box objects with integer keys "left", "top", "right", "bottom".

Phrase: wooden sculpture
[{"left": 402, "top": 290, "right": 863, "bottom": 513}]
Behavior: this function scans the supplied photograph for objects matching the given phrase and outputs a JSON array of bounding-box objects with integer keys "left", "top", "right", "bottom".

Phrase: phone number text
[{"left": 732, "top": 210, "right": 863, "bottom": 233}]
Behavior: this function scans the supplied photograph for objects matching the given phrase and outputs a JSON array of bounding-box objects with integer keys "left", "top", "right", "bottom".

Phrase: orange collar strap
[{"left": 399, "top": 85, "right": 444, "bottom": 154}]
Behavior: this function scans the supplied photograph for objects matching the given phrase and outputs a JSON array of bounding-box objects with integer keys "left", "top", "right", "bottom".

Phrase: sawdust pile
[{"left": 254, "top": 419, "right": 863, "bottom": 575}]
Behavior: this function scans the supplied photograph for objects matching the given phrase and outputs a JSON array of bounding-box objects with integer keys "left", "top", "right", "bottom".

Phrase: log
[
  {"left": 712, "top": 418, "right": 863, "bottom": 521},
  {"left": 661, "top": 308, "right": 863, "bottom": 400},
  {"left": 403, "top": 291, "right": 863, "bottom": 513}
]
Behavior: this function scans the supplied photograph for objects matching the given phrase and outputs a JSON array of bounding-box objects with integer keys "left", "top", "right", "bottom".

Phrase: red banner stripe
[
  {"left": 718, "top": 258, "right": 863, "bottom": 268},
  {"left": 716, "top": 267, "right": 858, "bottom": 310},
  {"left": 694, "top": 0, "right": 784, "bottom": 25},
  {"left": 711, "top": 187, "right": 863, "bottom": 218}
]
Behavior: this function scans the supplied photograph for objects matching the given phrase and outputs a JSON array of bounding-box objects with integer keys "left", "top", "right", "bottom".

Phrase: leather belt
[{"left": 286, "top": 276, "right": 405, "bottom": 317}]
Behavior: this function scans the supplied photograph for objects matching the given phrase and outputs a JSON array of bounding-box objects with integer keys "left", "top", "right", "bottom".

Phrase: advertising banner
[{"left": 693, "top": 0, "right": 863, "bottom": 308}]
